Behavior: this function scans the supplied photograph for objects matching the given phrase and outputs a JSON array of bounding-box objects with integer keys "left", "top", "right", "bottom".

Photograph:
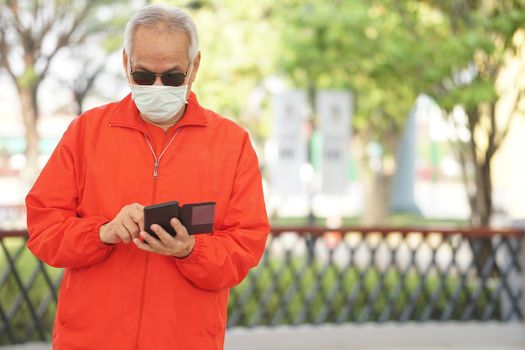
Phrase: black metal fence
[{"left": 1, "top": 227, "right": 524, "bottom": 345}]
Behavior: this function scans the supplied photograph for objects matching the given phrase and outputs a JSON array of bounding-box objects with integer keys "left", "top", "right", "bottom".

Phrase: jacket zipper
[
  {"left": 144, "top": 129, "right": 181, "bottom": 179},
  {"left": 134, "top": 129, "right": 181, "bottom": 350}
]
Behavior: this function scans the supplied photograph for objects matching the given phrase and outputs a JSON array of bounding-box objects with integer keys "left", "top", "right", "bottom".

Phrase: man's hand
[
  {"left": 133, "top": 218, "right": 195, "bottom": 258},
  {"left": 99, "top": 203, "right": 145, "bottom": 244}
]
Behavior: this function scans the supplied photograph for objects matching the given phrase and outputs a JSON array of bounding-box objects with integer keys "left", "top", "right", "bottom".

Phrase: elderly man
[{"left": 25, "top": 4, "right": 269, "bottom": 350}]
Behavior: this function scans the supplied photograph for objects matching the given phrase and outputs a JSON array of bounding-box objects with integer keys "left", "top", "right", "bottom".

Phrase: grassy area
[{"left": 270, "top": 214, "right": 469, "bottom": 228}]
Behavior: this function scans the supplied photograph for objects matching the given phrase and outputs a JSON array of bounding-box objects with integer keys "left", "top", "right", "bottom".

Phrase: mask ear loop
[{"left": 183, "top": 60, "right": 194, "bottom": 86}]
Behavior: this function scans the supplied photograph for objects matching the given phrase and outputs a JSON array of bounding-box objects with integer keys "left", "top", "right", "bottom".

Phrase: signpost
[{"left": 316, "top": 90, "right": 352, "bottom": 194}]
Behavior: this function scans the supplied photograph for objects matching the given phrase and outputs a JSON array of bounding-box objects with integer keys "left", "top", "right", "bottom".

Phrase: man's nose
[{"left": 153, "top": 76, "right": 163, "bottom": 86}]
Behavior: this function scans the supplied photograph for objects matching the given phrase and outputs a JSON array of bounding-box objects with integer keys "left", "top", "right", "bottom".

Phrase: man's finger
[
  {"left": 170, "top": 218, "right": 189, "bottom": 239},
  {"left": 154, "top": 221, "right": 177, "bottom": 246},
  {"left": 130, "top": 206, "right": 145, "bottom": 231},
  {"left": 138, "top": 217, "right": 145, "bottom": 232},
  {"left": 117, "top": 223, "right": 132, "bottom": 243},
  {"left": 132, "top": 202, "right": 145, "bottom": 211},
  {"left": 122, "top": 216, "right": 140, "bottom": 238},
  {"left": 133, "top": 237, "right": 156, "bottom": 253},
  {"left": 141, "top": 229, "right": 164, "bottom": 251}
]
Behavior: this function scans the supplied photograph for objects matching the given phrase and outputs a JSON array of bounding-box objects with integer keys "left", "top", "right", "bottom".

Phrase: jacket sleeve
[
  {"left": 25, "top": 120, "right": 114, "bottom": 268},
  {"left": 175, "top": 133, "right": 270, "bottom": 291}
]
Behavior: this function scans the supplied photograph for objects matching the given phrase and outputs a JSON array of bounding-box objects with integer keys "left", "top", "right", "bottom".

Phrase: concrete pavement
[{"left": 1, "top": 322, "right": 525, "bottom": 349}]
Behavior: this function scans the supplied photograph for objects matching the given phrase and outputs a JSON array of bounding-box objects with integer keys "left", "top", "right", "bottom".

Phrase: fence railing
[{"left": 0, "top": 227, "right": 524, "bottom": 345}]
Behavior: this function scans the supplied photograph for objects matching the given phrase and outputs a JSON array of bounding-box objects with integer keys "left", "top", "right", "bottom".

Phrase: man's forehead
[
  {"left": 131, "top": 26, "right": 189, "bottom": 69},
  {"left": 134, "top": 24, "right": 189, "bottom": 46}
]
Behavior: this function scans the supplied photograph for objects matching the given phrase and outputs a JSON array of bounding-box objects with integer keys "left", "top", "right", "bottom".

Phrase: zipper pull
[{"left": 153, "top": 160, "right": 159, "bottom": 178}]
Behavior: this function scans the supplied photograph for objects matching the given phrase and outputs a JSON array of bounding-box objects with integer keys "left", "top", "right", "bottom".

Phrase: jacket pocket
[
  {"left": 56, "top": 269, "right": 83, "bottom": 328},
  {"left": 206, "top": 290, "right": 227, "bottom": 340}
]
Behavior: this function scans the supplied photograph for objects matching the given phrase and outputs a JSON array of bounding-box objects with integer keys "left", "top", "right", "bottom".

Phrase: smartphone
[
  {"left": 144, "top": 200, "right": 179, "bottom": 239},
  {"left": 143, "top": 200, "right": 216, "bottom": 239},
  {"left": 180, "top": 202, "right": 216, "bottom": 235}
]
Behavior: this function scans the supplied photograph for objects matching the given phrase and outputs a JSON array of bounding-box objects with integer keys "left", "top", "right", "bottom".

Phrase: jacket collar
[{"left": 108, "top": 91, "right": 208, "bottom": 133}]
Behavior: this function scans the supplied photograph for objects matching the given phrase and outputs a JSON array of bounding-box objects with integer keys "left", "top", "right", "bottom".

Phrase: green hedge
[{"left": 227, "top": 255, "right": 500, "bottom": 327}]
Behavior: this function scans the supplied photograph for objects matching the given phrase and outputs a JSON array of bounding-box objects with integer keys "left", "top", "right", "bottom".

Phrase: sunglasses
[{"left": 130, "top": 60, "right": 191, "bottom": 87}]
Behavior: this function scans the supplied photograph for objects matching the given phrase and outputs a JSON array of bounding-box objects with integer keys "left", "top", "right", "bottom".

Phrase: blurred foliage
[
  {"left": 271, "top": 0, "right": 446, "bottom": 149},
  {"left": 162, "top": 0, "right": 525, "bottom": 224},
  {"left": 420, "top": 0, "right": 525, "bottom": 225},
  {"left": 423, "top": 0, "right": 525, "bottom": 110},
  {"left": 270, "top": 0, "right": 522, "bottom": 148},
  {"left": 4, "top": 0, "right": 523, "bottom": 152},
  {"left": 2, "top": 0, "right": 525, "bottom": 222},
  {"left": 153, "top": 1, "right": 525, "bottom": 157},
  {"left": 155, "top": 0, "right": 277, "bottom": 143}
]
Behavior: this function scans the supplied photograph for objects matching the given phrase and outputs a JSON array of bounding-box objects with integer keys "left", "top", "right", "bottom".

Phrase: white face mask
[{"left": 129, "top": 84, "right": 188, "bottom": 123}]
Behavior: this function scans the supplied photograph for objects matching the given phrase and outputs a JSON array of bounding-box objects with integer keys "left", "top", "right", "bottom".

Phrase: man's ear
[
  {"left": 190, "top": 51, "right": 201, "bottom": 82},
  {"left": 122, "top": 49, "right": 130, "bottom": 81}
]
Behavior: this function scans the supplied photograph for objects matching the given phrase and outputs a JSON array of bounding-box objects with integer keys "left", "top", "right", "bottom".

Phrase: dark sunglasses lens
[
  {"left": 132, "top": 71, "right": 156, "bottom": 85},
  {"left": 161, "top": 73, "right": 186, "bottom": 87}
]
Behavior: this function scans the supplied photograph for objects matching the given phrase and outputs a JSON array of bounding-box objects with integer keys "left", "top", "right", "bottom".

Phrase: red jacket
[{"left": 26, "top": 92, "right": 270, "bottom": 350}]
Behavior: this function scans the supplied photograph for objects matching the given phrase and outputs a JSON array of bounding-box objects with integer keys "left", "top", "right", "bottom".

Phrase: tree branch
[
  {"left": 84, "top": 63, "right": 105, "bottom": 92},
  {"left": 493, "top": 89, "right": 524, "bottom": 153},
  {"left": 39, "top": 1, "right": 95, "bottom": 79},
  {"left": 0, "top": 26, "right": 17, "bottom": 83},
  {"left": 35, "top": 1, "right": 70, "bottom": 55},
  {"left": 466, "top": 105, "right": 479, "bottom": 161},
  {"left": 6, "top": 0, "right": 28, "bottom": 38},
  {"left": 486, "top": 102, "right": 497, "bottom": 162}
]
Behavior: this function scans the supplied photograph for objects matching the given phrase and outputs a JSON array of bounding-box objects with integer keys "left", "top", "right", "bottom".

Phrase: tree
[
  {"left": 0, "top": 0, "right": 134, "bottom": 179},
  {"left": 424, "top": 0, "right": 525, "bottom": 226}
]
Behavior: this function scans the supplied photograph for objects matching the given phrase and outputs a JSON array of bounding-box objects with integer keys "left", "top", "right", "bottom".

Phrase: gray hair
[{"left": 124, "top": 4, "right": 199, "bottom": 60}]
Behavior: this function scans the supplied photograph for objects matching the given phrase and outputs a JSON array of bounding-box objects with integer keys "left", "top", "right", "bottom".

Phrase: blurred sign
[
  {"left": 316, "top": 90, "right": 353, "bottom": 194},
  {"left": 270, "top": 90, "right": 309, "bottom": 195}
]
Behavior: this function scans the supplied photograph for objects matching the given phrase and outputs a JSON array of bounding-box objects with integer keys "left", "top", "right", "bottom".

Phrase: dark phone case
[
  {"left": 180, "top": 202, "right": 216, "bottom": 234},
  {"left": 144, "top": 201, "right": 179, "bottom": 239}
]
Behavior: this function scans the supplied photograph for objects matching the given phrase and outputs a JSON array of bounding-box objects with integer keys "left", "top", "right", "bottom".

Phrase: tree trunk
[
  {"left": 18, "top": 85, "right": 40, "bottom": 182},
  {"left": 475, "top": 160, "right": 492, "bottom": 226},
  {"left": 74, "top": 90, "right": 85, "bottom": 116},
  {"left": 470, "top": 159, "right": 495, "bottom": 277},
  {"left": 465, "top": 105, "right": 494, "bottom": 227},
  {"left": 462, "top": 104, "right": 495, "bottom": 278}
]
